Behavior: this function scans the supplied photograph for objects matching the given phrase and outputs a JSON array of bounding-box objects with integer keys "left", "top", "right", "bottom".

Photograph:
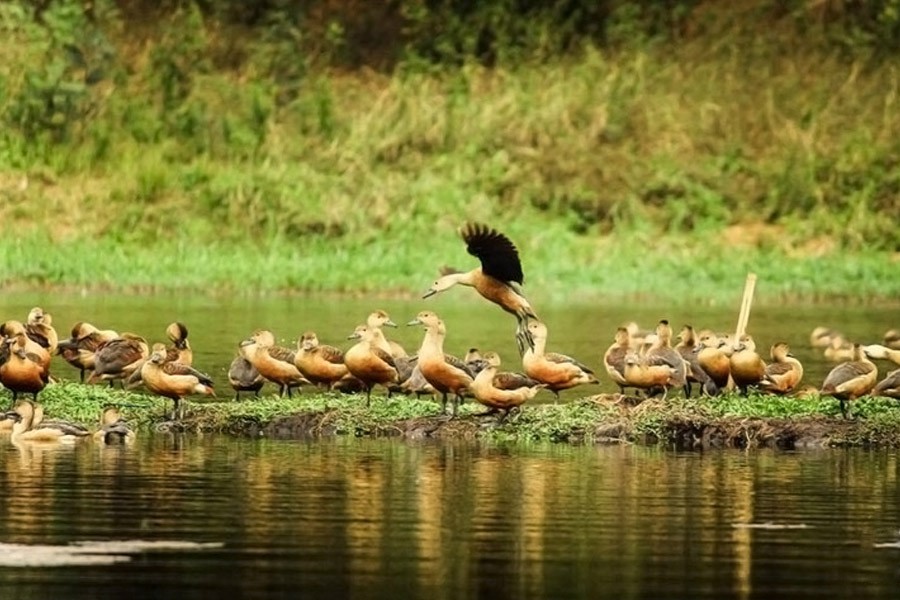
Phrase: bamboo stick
[{"left": 735, "top": 273, "right": 757, "bottom": 339}]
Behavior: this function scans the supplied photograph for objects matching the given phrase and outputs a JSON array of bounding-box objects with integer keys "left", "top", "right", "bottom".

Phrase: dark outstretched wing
[{"left": 460, "top": 222, "right": 524, "bottom": 285}]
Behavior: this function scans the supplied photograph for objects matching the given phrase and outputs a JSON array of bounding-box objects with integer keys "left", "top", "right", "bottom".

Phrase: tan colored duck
[
  {"left": 86, "top": 333, "right": 149, "bottom": 387},
  {"left": 810, "top": 326, "right": 841, "bottom": 349},
  {"left": 676, "top": 324, "right": 716, "bottom": 397},
  {"left": 873, "top": 368, "right": 900, "bottom": 399},
  {"left": 239, "top": 330, "right": 309, "bottom": 397},
  {"left": 697, "top": 332, "right": 731, "bottom": 392},
  {"left": 470, "top": 351, "right": 543, "bottom": 419},
  {"left": 1, "top": 320, "right": 51, "bottom": 375},
  {"left": 759, "top": 342, "right": 804, "bottom": 395},
  {"left": 424, "top": 222, "right": 538, "bottom": 353},
  {"left": 57, "top": 321, "right": 119, "bottom": 382},
  {"left": 821, "top": 343, "right": 877, "bottom": 418},
  {"left": 31, "top": 403, "right": 91, "bottom": 437},
  {"left": 603, "top": 327, "right": 631, "bottom": 394},
  {"left": 622, "top": 351, "right": 678, "bottom": 399},
  {"left": 623, "top": 322, "right": 653, "bottom": 351},
  {"left": 729, "top": 334, "right": 766, "bottom": 395},
  {"left": 294, "top": 331, "right": 350, "bottom": 389},
  {"left": 228, "top": 355, "right": 265, "bottom": 400},
  {"left": 93, "top": 406, "right": 136, "bottom": 445},
  {"left": 645, "top": 320, "right": 688, "bottom": 392},
  {"left": 344, "top": 324, "right": 400, "bottom": 405},
  {"left": 366, "top": 310, "right": 408, "bottom": 358},
  {"left": 408, "top": 311, "right": 476, "bottom": 416},
  {"left": 141, "top": 343, "right": 215, "bottom": 420},
  {"left": 0, "top": 409, "right": 17, "bottom": 433},
  {"left": 25, "top": 307, "right": 59, "bottom": 356},
  {"left": 884, "top": 329, "right": 900, "bottom": 350},
  {"left": 464, "top": 348, "right": 490, "bottom": 375},
  {"left": 10, "top": 400, "right": 89, "bottom": 443},
  {"left": 823, "top": 335, "right": 855, "bottom": 362},
  {"left": 0, "top": 333, "right": 49, "bottom": 403},
  {"left": 522, "top": 320, "right": 598, "bottom": 398}
]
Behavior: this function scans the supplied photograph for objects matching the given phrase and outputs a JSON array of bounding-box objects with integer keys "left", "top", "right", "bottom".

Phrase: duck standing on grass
[
  {"left": 622, "top": 351, "right": 678, "bottom": 399},
  {"left": 470, "top": 351, "right": 543, "bottom": 421},
  {"left": 228, "top": 354, "right": 265, "bottom": 400},
  {"left": 759, "top": 342, "right": 804, "bottom": 395},
  {"left": 87, "top": 333, "right": 150, "bottom": 388},
  {"left": 344, "top": 325, "right": 400, "bottom": 406},
  {"left": 522, "top": 320, "right": 598, "bottom": 399},
  {"left": 424, "top": 222, "right": 538, "bottom": 354},
  {"left": 57, "top": 321, "right": 119, "bottom": 383},
  {"left": 141, "top": 343, "right": 215, "bottom": 421},
  {"left": 239, "top": 330, "right": 309, "bottom": 398},
  {"left": 603, "top": 327, "right": 631, "bottom": 395},
  {"left": 644, "top": 320, "right": 688, "bottom": 396},
  {"left": 696, "top": 332, "right": 730, "bottom": 393},
  {"left": 294, "top": 331, "right": 352, "bottom": 390},
  {"left": 0, "top": 333, "right": 49, "bottom": 404},
  {"left": 729, "top": 334, "right": 766, "bottom": 395},
  {"left": 821, "top": 344, "right": 877, "bottom": 418},
  {"left": 407, "top": 311, "right": 475, "bottom": 417}
]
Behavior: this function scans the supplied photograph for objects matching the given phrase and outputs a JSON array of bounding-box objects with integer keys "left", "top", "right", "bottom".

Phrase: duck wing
[
  {"left": 444, "top": 353, "right": 476, "bottom": 378},
  {"left": 823, "top": 361, "right": 874, "bottom": 389},
  {"left": 318, "top": 344, "right": 345, "bottom": 364},
  {"left": 162, "top": 361, "right": 215, "bottom": 387},
  {"left": 545, "top": 352, "right": 594, "bottom": 374},
  {"left": 268, "top": 345, "right": 297, "bottom": 365},
  {"left": 493, "top": 371, "right": 541, "bottom": 390},
  {"left": 460, "top": 222, "right": 524, "bottom": 285},
  {"left": 372, "top": 346, "right": 398, "bottom": 370}
]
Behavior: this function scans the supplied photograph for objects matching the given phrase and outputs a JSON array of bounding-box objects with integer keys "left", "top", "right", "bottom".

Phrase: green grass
[{"left": 12, "top": 383, "right": 900, "bottom": 448}]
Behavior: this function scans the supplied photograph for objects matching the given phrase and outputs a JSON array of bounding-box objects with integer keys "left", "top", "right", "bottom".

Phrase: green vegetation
[
  {"left": 1, "top": 1, "right": 898, "bottom": 302},
  {"left": 14, "top": 383, "right": 900, "bottom": 448}
]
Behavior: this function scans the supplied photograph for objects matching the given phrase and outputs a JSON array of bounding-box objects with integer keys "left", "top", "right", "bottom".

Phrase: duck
[
  {"left": 165, "top": 322, "right": 193, "bottom": 365},
  {"left": 57, "top": 321, "right": 119, "bottom": 382},
  {"left": 823, "top": 335, "right": 855, "bottom": 362},
  {"left": 366, "top": 310, "right": 408, "bottom": 358},
  {"left": 30, "top": 403, "right": 91, "bottom": 437},
  {"left": 622, "top": 351, "right": 678, "bottom": 399},
  {"left": 863, "top": 344, "right": 900, "bottom": 366},
  {"left": 1, "top": 320, "right": 51, "bottom": 375},
  {"left": 10, "top": 400, "right": 89, "bottom": 443},
  {"left": 873, "top": 368, "right": 900, "bottom": 399},
  {"left": 239, "top": 330, "right": 309, "bottom": 397},
  {"left": 522, "top": 320, "right": 598, "bottom": 398},
  {"left": 93, "top": 406, "right": 136, "bottom": 445},
  {"left": 86, "top": 333, "right": 150, "bottom": 388},
  {"left": 729, "top": 334, "right": 766, "bottom": 395},
  {"left": 821, "top": 343, "right": 877, "bottom": 418},
  {"left": 676, "top": 324, "right": 717, "bottom": 397},
  {"left": 759, "top": 342, "right": 804, "bottom": 395},
  {"left": 399, "top": 363, "right": 437, "bottom": 398},
  {"left": 0, "top": 333, "right": 49, "bottom": 403},
  {"left": 644, "top": 320, "right": 688, "bottom": 393},
  {"left": 25, "top": 307, "right": 59, "bottom": 356},
  {"left": 0, "top": 408, "right": 17, "bottom": 432},
  {"left": 470, "top": 351, "right": 543, "bottom": 419},
  {"left": 884, "top": 329, "right": 900, "bottom": 350},
  {"left": 810, "top": 326, "right": 841, "bottom": 349},
  {"left": 343, "top": 324, "right": 400, "bottom": 405},
  {"left": 464, "top": 348, "right": 490, "bottom": 376},
  {"left": 696, "top": 332, "right": 731, "bottom": 392},
  {"left": 227, "top": 355, "right": 265, "bottom": 400},
  {"left": 603, "top": 327, "right": 631, "bottom": 394},
  {"left": 294, "top": 331, "right": 351, "bottom": 389},
  {"left": 424, "top": 222, "right": 538, "bottom": 353},
  {"left": 140, "top": 343, "right": 215, "bottom": 420},
  {"left": 623, "top": 322, "right": 653, "bottom": 351},
  {"left": 407, "top": 311, "right": 476, "bottom": 416}
]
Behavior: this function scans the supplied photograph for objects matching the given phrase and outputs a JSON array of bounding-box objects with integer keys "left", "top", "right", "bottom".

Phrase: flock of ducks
[{"left": 1, "top": 223, "right": 899, "bottom": 437}]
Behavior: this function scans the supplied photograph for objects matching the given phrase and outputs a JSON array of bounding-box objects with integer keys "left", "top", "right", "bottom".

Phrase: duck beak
[
  {"left": 347, "top": 332, "right": 361, "bottom": 340},
  {"left": 406, "top": 318, "right": 422, "bottom": 326},
  {"left": 383, "top": 319, "right": 398, "bottom": 328},
  {"left": 239, "top": 338, "right": 253, "bottom": 348},
  {"left": 422, "top": 289, "right": 437, "bottom": 299}
]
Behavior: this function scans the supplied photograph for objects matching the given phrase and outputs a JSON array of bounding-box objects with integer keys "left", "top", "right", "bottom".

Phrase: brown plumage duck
[
  {"left": 408, "top": 311, "right": 475, "bottom": 416},
  {"left": 57, "top": 321, "right": 119, "bottom": 382},
  {"left": 729, "top": 334, "right": 766, "bottom": 395},
  {"left": 470, "top": 351, "right": 543, "bottom": 419},
  {"left": 873, "top": 368, "right": 900, "bottom": 399},
  {"left": 622, "top": 351, "right": 678, "bottom": 399},
  {"left": 863, "top": 344, "right": 900, "bottom": 366},
  {"left": 0, "top": 333, "right": 49, "bottom": 404},
  {"left": 676, "top": 324, "right": 716, "bottom": 397},
  {"left": 165, "top": 322, "right": 193, "bottom": 365},
  {"left": 645, "top": 320, "right": 688, "bottom": 392},
  {"left": 239, "top": 330, "right": 309, "bottom": 397},
  {"left": 522, "top": 320, "right": 598, "bottom": 398},
  {"left": 87, "top": 333, "right": 149, "bottom": 387},
  {"left": 25, "top": 307, "right": 59, "bottom": 356},
  {"left": 883, "top": 329, "right": 900, "bottom": 351},
  {"left": 228, "top": 355, "right": 265, "bottom": 400},
  {"left": 759, "top": 342, "right": 804, "bottom": 395},
  {"left": 294, "top": 331, "right": 351, "bottom": 389},
  {"left": 344, "top": 324, "right": 400, "bottom": 405},
  {"left": 2, "top": 320, "right": 51, "bottom": 376},
  {"left": 697, "top": 332, "right": 731, "bottom": 392},
  {"left": 366, "top": 310, "right": 408, "bottom": 358},
  {"left": 10, "top": 400, "right": 89, "bottom": 443},
  {"left": 603, "top": 327, "right": 631, "bottom": 394},
  {"left": 141, "top": 343, "right": 215, "bottom": 420},
  {"left": 93, "top": 406, "right": 136, "bottom": 445},
  {"left": 821, "top": 343, "right": 877, "bottom": 417},
  {"left": 823, "top": 335, "right": 855, "bottom": 362},
  {"left": 424, "top": 222, "right": 538, "bottom": 353}
]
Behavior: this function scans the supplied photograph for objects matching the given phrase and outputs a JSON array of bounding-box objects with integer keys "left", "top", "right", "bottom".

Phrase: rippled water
[{"left": 1, "top": 436, "right": 900, "bottom": 599}]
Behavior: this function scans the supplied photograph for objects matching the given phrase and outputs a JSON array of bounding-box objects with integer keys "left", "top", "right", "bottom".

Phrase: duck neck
[
  {"left": 369, "top": 328, "right": 392, "bottom": 354},
  {"left": 418, "top": 326, "right": 445, "bottom": 359},
  {"left": 446, "top": 271, "right": 475, "bottom": 288}
]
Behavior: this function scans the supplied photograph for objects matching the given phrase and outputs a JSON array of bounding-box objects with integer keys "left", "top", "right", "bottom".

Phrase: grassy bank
[
  {"left": 1, "top": 2, "right": 898, "bottom": 302},
  {"left": 16, "top": 383, "right": 900, "bottom": 449}
]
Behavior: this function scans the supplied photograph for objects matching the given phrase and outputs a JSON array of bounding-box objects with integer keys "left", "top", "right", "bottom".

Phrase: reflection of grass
[
  {"left": 16, "top": 383, "right": 900, "bottom": 448},
  {"left": 1, "top": 230, "right": 896, "bottom": 304}
]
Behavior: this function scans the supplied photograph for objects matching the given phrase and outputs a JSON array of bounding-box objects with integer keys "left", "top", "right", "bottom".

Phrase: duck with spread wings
[{"left": 423, "top": 222, "right": 538, "bottom": 353}]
